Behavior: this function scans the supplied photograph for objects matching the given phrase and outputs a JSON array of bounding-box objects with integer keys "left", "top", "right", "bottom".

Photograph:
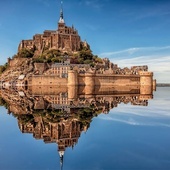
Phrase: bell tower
[{"left": 58, "top": 1, "right": 65, "bottom": 31}]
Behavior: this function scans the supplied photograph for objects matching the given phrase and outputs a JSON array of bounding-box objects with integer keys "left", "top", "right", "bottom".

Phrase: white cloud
[
  {"left": 98, "top": 98, "right": 170, "bottom": 128},
  {"left": 79, "top": 0, "right": 103, "bottom": 10},
  {"left": 36, "top": 0, "right": 50, "bottom": 7},
  {"left": 122, "top": 2, "right": 170, "bottom": 24},
  {"left": 85, "top": 24, "right": 99, "bottom": 31},
  {"left": 100, "top": 46, "right": 170, "bottom": 58},
  {"left": 100, "top": 116, "right": 170, "bottom": 128},
  {"left": 135, "top": 10, "right": 170, "bottom": 21},
  {"left": 99, "top": 46, "right": 170, "bottom": 83}
]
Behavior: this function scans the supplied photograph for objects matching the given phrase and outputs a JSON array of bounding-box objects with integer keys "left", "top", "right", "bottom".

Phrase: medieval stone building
[{"left": 18, "top": 5, "right": 84, "bottom": 54}]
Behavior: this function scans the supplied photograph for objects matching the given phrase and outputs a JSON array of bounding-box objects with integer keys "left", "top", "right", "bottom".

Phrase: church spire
[
  {"left": 59, "top": 1, "right": 65, "bottom": 23},
  {"left": 59, "top": 151, "right": 64, "bottom": 170}
]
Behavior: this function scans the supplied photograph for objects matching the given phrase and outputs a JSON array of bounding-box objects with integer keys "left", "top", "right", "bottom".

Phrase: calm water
[{"left": 0, "top": 87, "right": 170, "bottom": 170}]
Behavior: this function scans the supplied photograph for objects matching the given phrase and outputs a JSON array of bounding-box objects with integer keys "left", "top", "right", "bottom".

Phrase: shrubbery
[
  {"left": 17, "top": 48, "right": 34, "bottom": 58},
  {"left": 11, "top": 45, "right": 103, "bottom": 66},
  {"left": 0, "top": 63, "right": 8, "bottom": 74}
]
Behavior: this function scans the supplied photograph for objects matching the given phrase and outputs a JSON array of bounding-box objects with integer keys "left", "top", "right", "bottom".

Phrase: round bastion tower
[
  {"left": 68, "top": 70, "right": 78, "bottom": 86},
  {"left": 84, "top": 73, "right": 95, "bottom": 95},
  {"left": 67, "top": 70, "right": 78, "bottom": 100},
  {"left": 139, "top": 71, "right": 153, "bottom": 95}
]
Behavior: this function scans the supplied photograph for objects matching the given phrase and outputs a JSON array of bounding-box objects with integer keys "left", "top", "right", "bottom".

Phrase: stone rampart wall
[
  {"left": 28, "top": 85, "right": 68, "bottom": 95},
  {"left": 78, "top": 85, "right": 140, "bottom": 96},
  {"left": 30, "top": 75, "right": 67, "bottom": 86},
  {"left": 78, "top": 74, "right": 140, "bottom": 86},
  {"left": 27, "top": 70, "right": 153, "bottom": 95},
  {"left": 28, "top": 72, "right": 152, "bottom": 88}
]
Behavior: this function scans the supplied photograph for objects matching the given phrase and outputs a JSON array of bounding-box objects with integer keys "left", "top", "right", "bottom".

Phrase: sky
[{"left": 0, "top": 0, "right": 170, "bottom": 83}]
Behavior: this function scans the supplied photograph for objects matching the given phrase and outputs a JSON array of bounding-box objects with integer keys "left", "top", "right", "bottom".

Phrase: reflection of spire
[
  {"left": 59, "top": 1, "right": 65, "bottom": 23},
  {"left": 59, "top": 151, "right": 64, "bottom": 170}
]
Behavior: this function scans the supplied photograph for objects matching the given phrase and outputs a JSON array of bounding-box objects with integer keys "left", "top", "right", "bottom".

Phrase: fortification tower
[
  {"left": 84, "top": 73, "right": 95, "bottom": 95},
  {"left": 139, "top": 71, "right": 153, "bottom": 95}
]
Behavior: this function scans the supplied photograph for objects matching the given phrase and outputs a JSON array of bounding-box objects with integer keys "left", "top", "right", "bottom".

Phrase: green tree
[
  {"left": 0, "top": 63, "right": 8, "bottom": 74},
  {"left": 18, "top": 48, "right": 34, "bottom": 58}
]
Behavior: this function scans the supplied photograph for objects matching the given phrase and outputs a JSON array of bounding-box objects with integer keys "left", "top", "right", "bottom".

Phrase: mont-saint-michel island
[
  {"left": 0, "top": 3, "right": 156, "bottom": 98},
  {"left": 2, "top": 1, "right": 170, "bottom": 170}
]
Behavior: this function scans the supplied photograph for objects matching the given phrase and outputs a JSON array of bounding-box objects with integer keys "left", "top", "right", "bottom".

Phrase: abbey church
[{"left": 18, "top": 5, "right": 86, "bottom": 54}]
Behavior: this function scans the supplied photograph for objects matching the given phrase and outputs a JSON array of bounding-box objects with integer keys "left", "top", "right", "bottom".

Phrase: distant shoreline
[{"left": 157, "top": 83, "right": 170, "bottom": 87}]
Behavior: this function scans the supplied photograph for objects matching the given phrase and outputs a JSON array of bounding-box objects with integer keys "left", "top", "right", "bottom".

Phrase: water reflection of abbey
[{"left": 0, "top": 85, "right": 153, "bottom": 167}]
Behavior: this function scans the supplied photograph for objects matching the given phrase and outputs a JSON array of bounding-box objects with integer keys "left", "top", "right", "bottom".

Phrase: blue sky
[{"left": 0, "top": 0, "right": 170, "bottom": 83}]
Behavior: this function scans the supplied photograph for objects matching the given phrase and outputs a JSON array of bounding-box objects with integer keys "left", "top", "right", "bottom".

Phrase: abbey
[{"left": 18, "top": 5, "right": 85, "bottom": 54}]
